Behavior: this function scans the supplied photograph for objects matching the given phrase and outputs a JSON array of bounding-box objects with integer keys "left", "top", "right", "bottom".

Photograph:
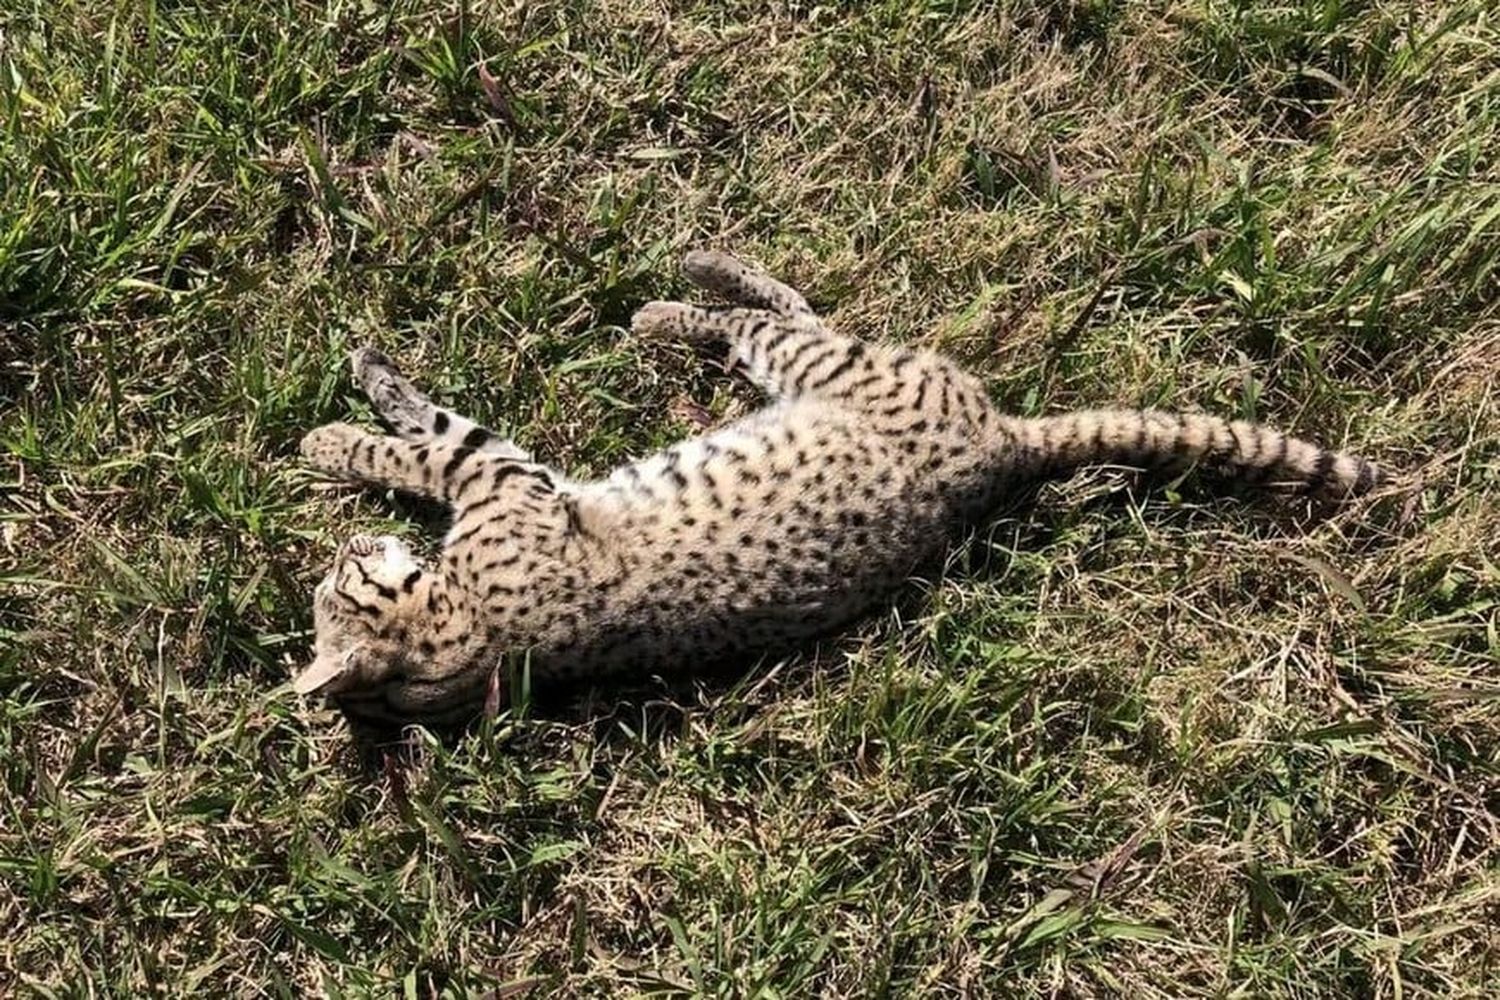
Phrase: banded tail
[{"left": 1012, "top": 409, "right": 1383, "bottom": 498}]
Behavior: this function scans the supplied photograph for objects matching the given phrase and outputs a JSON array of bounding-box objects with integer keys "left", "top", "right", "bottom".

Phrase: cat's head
[{"left": 293, "top": 534, "right": 485, "bottom": 725}]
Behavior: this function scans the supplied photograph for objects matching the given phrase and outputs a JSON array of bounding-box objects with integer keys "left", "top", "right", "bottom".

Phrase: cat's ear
[{"left": 292, "top": 648, "right": 356, "bottom": 695}]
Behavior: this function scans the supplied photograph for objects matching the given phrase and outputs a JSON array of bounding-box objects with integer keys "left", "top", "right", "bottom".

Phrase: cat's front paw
[
  {"left": 350, "top": 346, "right": 429, "bottom": 435},
  {"left": 683, "top": 248, "right": 814, "bottom": 318},
  {"left": 300, "top": 422, "right": 364, "bottom": 474},
  {"left": 631, "top": 300, "right": 697, "bottom": 340},
  {"left": 681, "top": 249, "right": 744, "bottom": 287},
  {"left": 350, "top": 346, "right": 401, "bottom": 388}
]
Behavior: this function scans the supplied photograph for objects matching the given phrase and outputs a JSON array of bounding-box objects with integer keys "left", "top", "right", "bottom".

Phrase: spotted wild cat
[{"left": 295, "top": 250, "right": 1383, "bottom": 728}]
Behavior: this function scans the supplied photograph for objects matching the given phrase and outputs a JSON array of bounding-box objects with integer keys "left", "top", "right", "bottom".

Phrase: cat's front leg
[
  {"left": 680, "top": 249, "right": 816, "bottom": 318},
  {"left": 351, "top": 347, "right": 529, "bottom": 460},
  {"left": 301, "top": 423, "right": 497, "bottom": 501}
]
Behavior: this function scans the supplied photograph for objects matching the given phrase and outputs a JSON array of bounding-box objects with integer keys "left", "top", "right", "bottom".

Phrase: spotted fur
[{"left": 296, "top": 250, "right": 1384, "bottom": 728}]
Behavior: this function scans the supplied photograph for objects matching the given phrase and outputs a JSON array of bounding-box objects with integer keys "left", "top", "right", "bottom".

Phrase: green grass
[{"left": 3, "top": 0, "right": 1498, "bottom": 994}]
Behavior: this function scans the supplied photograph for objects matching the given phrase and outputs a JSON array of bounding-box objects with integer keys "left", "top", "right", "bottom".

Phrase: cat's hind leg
[
  {"left": 631, "top": 301, "right": 819, "bottom": 399},
  {"left": 636, "top": 250, "right": 894, "bottom": 406},
  {"left": 632, "top": 300, "right": 911, "bottom": 411},
  {"left": 352, "top": 348, "right": 529, "bottom": 460},
  {"left": 634, "top": 254, "right": 1002, "bottom": 443}
]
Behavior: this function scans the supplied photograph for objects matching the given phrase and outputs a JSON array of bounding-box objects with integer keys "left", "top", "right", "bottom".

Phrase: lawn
[{"left": 2, "top": 0, "right": 1497, "bottom": 995}]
